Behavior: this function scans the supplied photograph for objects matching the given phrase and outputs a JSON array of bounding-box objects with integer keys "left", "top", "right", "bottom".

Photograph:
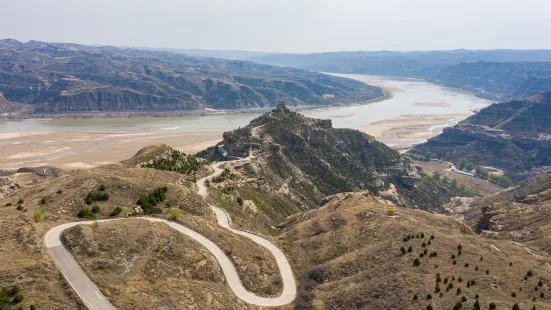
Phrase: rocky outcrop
[
  {"left": 0, "top": 39, "right": 384, "bottom": 114},
  {"left": 199, "top": 103, "right": 461, "bottom": 212}
]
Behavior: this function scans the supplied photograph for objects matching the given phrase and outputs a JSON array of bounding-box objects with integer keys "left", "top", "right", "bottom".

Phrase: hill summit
[{"left": 198, "top": 103, "right": 467, "bottom": 214}]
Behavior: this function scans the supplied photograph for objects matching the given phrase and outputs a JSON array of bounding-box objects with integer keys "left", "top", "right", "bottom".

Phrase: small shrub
[
  {"left": 540, "top": 292, "right": 544, "bottom": 298},
  {"left": 57, "top": 189, "right": 63, "bottom": 194},
  {"left": 453, "top": 303, "right": 462, "bottom": 310},
  {"left": 435, "top": 285, "right": 440, "bottom": 293},
  {"left": 430, "top": 235, "right": 435, "bottom": 240},
  {"left": 91, "top": 204, "right": 100, "bottom": 214},
  {"left": 511, "top": 291, "right": 516, "bottom": 297},
  {"left": 458, "top": 277, "right": 463, "bottom": 282},
  {"left": 13, "top": 292, "right": 24, "bottom": 303},
  {"left": 448, "top": 282, "right": 453, "bottom": 289},
  {"left": 421, "top": 233, "right": 425, "bottom": 238},
  {"left": 538, "top": 279, "right": 543, "bottom": 287},
  {"left": 465, "top": 263, "right": 469, "bottom": 267},
  {"left": 475, "top": 266, "right": 479, "bottom": 271},
  {"left": 486, "top": 270, "right": 489, "bottom": 275},
  {"left": 452, "top": 276, "right": 455, "bottom": 281},
  {"left": 531, "top": 305, "right": 536, "bottom": 310},
  {"left": 473, "top": 299, "right": 480, "bottom": 310},
  {"left": 32, "top": 209, "right": 44, "bottom": 222},
  {"left": 509, "top": 262, "right": 513, "bottom": 266},
  {"left": 155, "top": 242, "right": 163, "bottom": 251},
  {"left": 428, "top": 240, "right": 432, "bottom": 245},
  {"left": 6, "top": 202, "right": 12, "bottom": 206},
  {"left": 169, "top": 209, "right": 181, "bottom": 221},
  {"left": 456, "top": 287, "right": 461, "bottom": 294},
  {"left": 110, "top": 207, "right": 123, "bottom": 216},
  {"left": 77, "top": 208, "right": 96, "bottom": 220},
  {"left": 17, "top": 199, "right": 23, "bottom": 204},
  {"left": 458, "top": 250, "right": 462, "bottom": 256},
  {"left": 408, "top": 246, "right": 412, "bottom": 253},
  {"left": 99, "top": 184, "right": 106, "bottom": 191},
  {"left": 453, "top": 260, "right": 457, "bottom": 265},
  {"left": 413, "top": 258, "right": 421, "bottom": 266},
  {"left": 426, "top": 305, "right": 433, "bottom": 310},
  {"left": 512, "top": 304, "right": 520, "bottom": 310},
  {"left": 535, "top": 286, "right": 538, "bottom": 291},
  {"left": 426, "top": 294, "right": 432, "bottom": 300},
  {"left": 237, "top": 196, "right": 244, "bottom": 206},
  {"left": 451, "top": 254, "right": 456, "bottom": 259},
  {"left": 461, "top": 295, "right": 467, "bottom": 302},
  {"left": 480, "top": 256, "right": 483, "bottom": 261},
  {"left": 444, "top": 277, "right": 448, "bottom": 284},
  {"left": 423, "top": 249, "right": 428, "bottom": 255},
  {"left": 40, "top": 197, "right": 47, "bottom": 204},
  {"left": 475, "top": 294, "right": 479, "bottom": 299},
  {"left": 527, "top": 270, "right": 534, "bottom": 277},
  {"left": 16, "top": 205, "right": 24, "bottom": 211},
  {"left": 400, "top": 247, "right": 406, "bottom": 255},
  {"left": 413, "top": 294, "right": 418, "bottom": 301},
  {"left": 458, "top": 244, "right": 462, "bottom": 251},
  {"left": 422, "top": 242, "right": 426, "bottom": 247},
  {"left": 430, "top": 251, "right": 438, "bottom": 257},
  {"left": 489, "top": 302, "right": 497, "bottom": 310},
  {"left": 30, "top": 305, "right": 37, "bottom": 310}
]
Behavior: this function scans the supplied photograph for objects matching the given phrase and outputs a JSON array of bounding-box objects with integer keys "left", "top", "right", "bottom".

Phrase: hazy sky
[{"left": 2, "top": 0, "right": 551, "bottom": 53}]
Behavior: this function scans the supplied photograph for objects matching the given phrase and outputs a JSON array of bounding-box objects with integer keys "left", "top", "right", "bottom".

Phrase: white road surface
[{"left": 44, "top": 137, "right": 297, "bottom": 309}]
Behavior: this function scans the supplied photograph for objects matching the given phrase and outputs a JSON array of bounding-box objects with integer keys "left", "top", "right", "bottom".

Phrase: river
[{"left": 0, "top": 75, "right": 491, "bottom": 170}]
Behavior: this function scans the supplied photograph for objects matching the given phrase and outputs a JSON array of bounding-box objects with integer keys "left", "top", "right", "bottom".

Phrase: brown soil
[
  {"left": 279, "top": 193, "right": 551, "bottom": 310},
  {"left": 61, "top": 220, "right": 253, "bottom": 310},
  {"left": 0, "top": 148, "right": 282, "bottom": 309}
]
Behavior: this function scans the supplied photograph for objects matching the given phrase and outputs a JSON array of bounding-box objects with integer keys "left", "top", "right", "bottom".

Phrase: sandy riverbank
[
  {"left": 0, "top": 131, "right": 222, "bottom": 170},
  {"left": 357, "top": 113, "right": 468, "bottom": 149}
]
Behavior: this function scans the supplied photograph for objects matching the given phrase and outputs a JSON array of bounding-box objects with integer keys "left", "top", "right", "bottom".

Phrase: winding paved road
[{"left": 44, "top": 140, "right": 296, "bottom": 309}]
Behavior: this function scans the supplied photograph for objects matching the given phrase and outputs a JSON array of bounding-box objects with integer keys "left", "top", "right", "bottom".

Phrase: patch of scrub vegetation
[
  {"left": 212, "top": 168, "right": 235, "bottom": 183},
  {"left": 0, "top": 284, "right": 30, "bottom": 309},
  {"left": 456, "top": 159, "right": 513, "bottom": 187},
  {"left": 85, "top": 184, "right": 109, "bottom": 205},
  {"left": 136, "top": 186, "right": 168, "bottom": 214},
  {"left": 141, "top": 150, "right": 206, "bottom": 174},
  {"left": 208, "top": 184, "right": 301, "bottom": 235}
]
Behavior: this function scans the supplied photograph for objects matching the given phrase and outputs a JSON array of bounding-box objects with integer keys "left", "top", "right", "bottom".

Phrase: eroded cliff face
[
  {"left": 410, "top": 92, "right": 551, "bottom": 179},
  {"left": 0, "top": 39, "right": 384, "bottom": 114}
]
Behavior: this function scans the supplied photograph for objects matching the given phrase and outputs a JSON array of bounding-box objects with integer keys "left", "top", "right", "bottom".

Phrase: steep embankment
[
  {"left": 448, "top": 174, "right": 551, "bottom": 253},
  {"left": 0, "top": 39, "right": 383, "bottom": 114},
  {"left": 410, "top": 91, "right": 551, "bottom": 180}
]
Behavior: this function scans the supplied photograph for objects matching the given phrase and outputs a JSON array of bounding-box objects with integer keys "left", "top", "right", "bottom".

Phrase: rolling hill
[{"left": 0, "top": 39, "right": 383, "bottom": 115}]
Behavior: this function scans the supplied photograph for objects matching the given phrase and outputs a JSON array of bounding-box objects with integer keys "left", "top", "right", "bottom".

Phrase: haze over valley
[{"left": 3, "top": 1, "right": 551, "bottom": 310}]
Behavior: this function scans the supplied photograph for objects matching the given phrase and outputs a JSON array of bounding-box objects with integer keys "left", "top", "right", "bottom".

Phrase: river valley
[{"left": 0, "top": 74, "right": 491, "bottom": 170}]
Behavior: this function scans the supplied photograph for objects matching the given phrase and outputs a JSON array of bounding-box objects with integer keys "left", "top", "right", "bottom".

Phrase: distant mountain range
[
  {"left": 0, "top": 39, "right": 383, "bottom": 115},
  {"left": 249, "top": 50, "right": 551, "bottom": 100},
  {"left": 128, "top": 47, "right": 278, "bottom": 61}
]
